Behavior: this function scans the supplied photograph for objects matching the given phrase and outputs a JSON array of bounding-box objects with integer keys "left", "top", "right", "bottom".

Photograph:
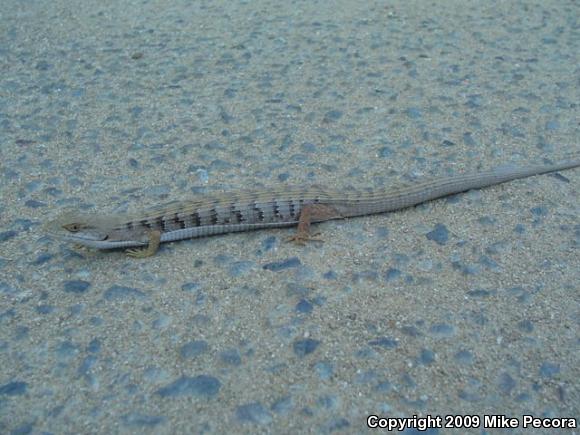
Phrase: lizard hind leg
[
  {"left": 125, "top": 230, "right": 162, "bottom": 258},
  {"left": 286, "top": 204, "right": 343, "bottom": 245}
]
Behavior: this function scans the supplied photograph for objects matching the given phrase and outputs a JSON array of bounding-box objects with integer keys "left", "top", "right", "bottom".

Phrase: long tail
[{"left": 335, "top": 158, "right": 580, "bottom": 217}]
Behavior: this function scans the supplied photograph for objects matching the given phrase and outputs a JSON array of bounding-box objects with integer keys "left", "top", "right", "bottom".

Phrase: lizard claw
[
  {"left": 125, "top": 248, "right": 154, "bottom": 258},
  {"left": 285, "top": 232, "right": 324, "bottom": 245}
]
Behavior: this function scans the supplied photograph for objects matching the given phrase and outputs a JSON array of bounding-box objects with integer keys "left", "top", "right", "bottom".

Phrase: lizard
[{"left": 45, "top": 158, "right": 580, "bottom": 258}]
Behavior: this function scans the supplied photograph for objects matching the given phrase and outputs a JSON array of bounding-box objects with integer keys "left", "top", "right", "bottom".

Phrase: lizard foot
[{"left": 125, "top": 230, "right": 161, "bottom": 258}]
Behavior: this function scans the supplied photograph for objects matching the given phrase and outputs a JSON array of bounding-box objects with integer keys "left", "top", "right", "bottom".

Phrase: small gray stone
[
  {"left": 236, "top": 402, "right": 272, "bottom": 424},
  {"left": 293, "top": 338, "right": 320, "bottom": 357},
  {"left": 539, "top": 362, "right": 560, "bottom": 378},
  {"left": 426, "top": 224, "right": 449, "bottom": 245},
  {"left": 219, "top": 348, "right": 242, "bottom": 366},
  {"left": 368, "top": 337, "right": 398, "bottom": 349},
  {"left": 179, "top": 340, "right": 209, "bottom": 359},
  {"left": 0, "top": 380, "right": 27, "bottom": 396},
  {"left": 0, "top": 230, "right": 17, "bottom": 242},
  {"left": 156, "top": 375, "right": 221, "bottom": 398},
  {"left": 104, "top": 285, "right": 146, "bottom": 301},
  {"left": 63, "top": 280, "right": 91, "bottom": 294},
  {"left": 263, "top": 257, "right": 301, "bottom": 271},
  {"left": 121, "top": 412, "right": 166, "bottom": 427}
]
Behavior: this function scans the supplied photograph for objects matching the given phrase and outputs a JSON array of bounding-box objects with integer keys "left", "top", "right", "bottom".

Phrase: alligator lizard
[{"left": 46, "top": 158, "right": 580, "bottom": 257}]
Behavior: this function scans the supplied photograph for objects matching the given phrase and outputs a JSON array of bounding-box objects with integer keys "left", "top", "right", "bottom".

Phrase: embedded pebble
[
  {"left": 295, "top": 299, "right": 313, "bottom": 314},
  {"left": 322, "top": 270, "right": 337, "bottom": 280},
  {"left": 103, "top": 285, "right": 147, "bottom": 301},
  {"left": 0, "top": 381, "right": 27, "bottom": 396},
  {"left": 429, "top": 323, "right": 455, "bottom": 338},
  {"left": 417, "top": 348, "right": 435, "bottom": 365},
  {"left": 156, "top": 375, "right": 221, "bottom": 398},
  {"left": 314, "top": 362, "right": 333, "bottom": 380},
  {"left": 63, "top": 280, "right": 91, "bottom": 294},
  {"left": 121, "top": 412, "right": 166, "bottom": 427},
  {"left": 271, "top": 396, "right": 293, "bottom": 415},
  {"left": 368, "top": 337, "right": 398, "bottom": 349},
  {"left": 181, "top": 282, "right": 201, "bottom": 292},
  {"left": 384, "top": 268, "right": 402, "bottom": 281},
  {"left": 539, "top": 362, "right": 560, "bottom": 378},
  {"left": 426, "top": 224, "right": 449, "bottom": 245},
  {"left": 454, "top": 350, "right": 474, "bottom": 365},
  {"left": 236, "top": 402, "right": 272, "bottom": 425},
  {"left": 228, "top": 260, "right": 255, "bottom": 277},
  {"left": 219, "top": 348, "right": 242, "bottom": 366},
  {"left": 293, "top": 339, "right": 320, "bottom": 357},
  {"left": 262, "top": 257, "right": 302, "bottom": 271},
  {"left": 0, "top": 231, "right": 17, "bottom": 242}
]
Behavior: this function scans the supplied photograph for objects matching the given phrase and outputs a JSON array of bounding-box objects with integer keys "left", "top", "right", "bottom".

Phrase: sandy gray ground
[{"left": 1, "top": 0, "right": 579, "bottom": 433}]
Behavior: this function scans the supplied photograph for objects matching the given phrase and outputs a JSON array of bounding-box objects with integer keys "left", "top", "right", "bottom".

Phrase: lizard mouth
[{"left": 47, "top": 230, "right": 108, "bottom": 243}]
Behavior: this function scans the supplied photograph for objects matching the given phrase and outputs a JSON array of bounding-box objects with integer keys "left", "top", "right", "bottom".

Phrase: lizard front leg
[{"left": 125, "top": 230, "right": 162, "bottom": 258}]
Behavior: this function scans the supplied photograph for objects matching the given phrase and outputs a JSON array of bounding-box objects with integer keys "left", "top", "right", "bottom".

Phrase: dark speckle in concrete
[
  {"left": 426, "top": 224, "right": 449, "bottom": 245},
  {"left": 293, "top": 338, "right": 320, "bottom": 357},
  {"left": 236, "top": 402, "right": 272, "bottom": 425},
  {"left": 263, "top": 257, "right": 302, "bottom": 271},
  {"left": 179, "top": 340, "right": 209, "bottom": 360},
  {"left": 63, "top": 280, "right": 91, "bottom": 294},
  {"left": 103, "top": 285, "right": 147, "bottom": 301},
  {"left": 0, "top": 381, "right": 27, "bottom": 396},
  {"left": 368, "top": 337, "right": 399, "bottom": 349},
  {"left": 156, "top": 375, "right": 221, "bottom": 398}
]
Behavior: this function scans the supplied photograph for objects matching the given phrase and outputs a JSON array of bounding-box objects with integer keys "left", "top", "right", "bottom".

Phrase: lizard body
[{"left": 46, "top": 158, "right": 580, "bottom": 257}]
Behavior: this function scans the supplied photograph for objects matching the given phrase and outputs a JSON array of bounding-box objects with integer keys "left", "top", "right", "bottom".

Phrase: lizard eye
[{"left": 63, "top": 223, "right": 82, "bottom": 232}]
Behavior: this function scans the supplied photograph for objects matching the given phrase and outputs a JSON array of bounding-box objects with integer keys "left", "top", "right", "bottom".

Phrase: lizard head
[{"left": 44, "top": 211, "right": 122, "bottom": 245}]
